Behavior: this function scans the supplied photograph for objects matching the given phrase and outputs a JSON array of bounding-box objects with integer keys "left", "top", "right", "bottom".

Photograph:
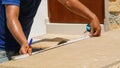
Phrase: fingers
[
  {"left": 19, "top": 45, "right": 32, "bottom": 55},
  {"left": 90, "top": 27, "right": 101, "bottom": 37},
  {"left": 93, "top": 28, "right": 101, "bottom": 36},
  {"left": 28, "top": 47, "right": 32, "bottom": 55},
  {"left": 19, "top": 48, "right": 27, "bottom": 55},
  {"left": 25, "top": 46, "right": 32, "bottom": 55}
]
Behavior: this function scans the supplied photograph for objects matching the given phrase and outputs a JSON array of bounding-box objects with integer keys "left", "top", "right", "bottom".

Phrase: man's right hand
[{"left": 19, "top": 44, "right": 32, "bottom": 55}]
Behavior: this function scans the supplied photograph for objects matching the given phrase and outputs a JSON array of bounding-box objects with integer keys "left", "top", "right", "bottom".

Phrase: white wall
[{"left": 29, "top": 0, "right": 48, "bottom": 39}]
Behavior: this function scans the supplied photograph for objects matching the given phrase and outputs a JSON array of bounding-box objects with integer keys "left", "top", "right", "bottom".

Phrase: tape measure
[{"left": 86, "top": 24, "right": 91, "bottom": 32}]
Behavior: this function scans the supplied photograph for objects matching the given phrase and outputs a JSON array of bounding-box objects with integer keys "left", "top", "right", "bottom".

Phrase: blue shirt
[{"left": 0, "top": 0, "right": 41, "bottom": 50}]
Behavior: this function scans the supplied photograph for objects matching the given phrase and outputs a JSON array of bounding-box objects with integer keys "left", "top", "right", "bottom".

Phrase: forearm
[
  {"left": 58, "top": 0, "right": 97, "bottom": 21},
  {"left": 58, "top": 0, "right": 101, "bottom": 36},
  {"left": 5, "top": 5, "right": 28, "bottom": 46}
]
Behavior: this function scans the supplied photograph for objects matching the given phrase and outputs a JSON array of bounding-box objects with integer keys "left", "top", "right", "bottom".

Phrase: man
[
  {"left": 0, "top": 0, "right": 41, "bottom": 63},
  {"left": 0, "top": 0, "right": 101, "bottom": 63}
]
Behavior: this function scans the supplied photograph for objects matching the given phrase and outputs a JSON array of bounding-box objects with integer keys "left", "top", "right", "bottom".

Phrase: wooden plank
[{"left": 1, "top": 29, "right": 120, "bottom": 68}]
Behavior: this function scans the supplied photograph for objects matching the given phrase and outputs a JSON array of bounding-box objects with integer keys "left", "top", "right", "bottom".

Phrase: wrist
[
  {"left": 20, "top": 41, "right": 28, "bottom": 47},
  {"left": 89, "top": 14, "right": 99, "bottom": 23},
  {"left": 90, "top": 14, "right": 97, "bottom": 21}
]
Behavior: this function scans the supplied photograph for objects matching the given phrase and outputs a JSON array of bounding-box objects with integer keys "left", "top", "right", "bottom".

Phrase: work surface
[{"left": 1, "top": 29, "right": 120, "bottom": 68}]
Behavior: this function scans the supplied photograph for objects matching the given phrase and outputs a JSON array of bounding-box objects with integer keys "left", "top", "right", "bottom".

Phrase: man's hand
[
  {"left": 19, "top": 44, "right": 32, "bottom": 55},
  {"left": 89, "top": 16, "right": 101, "bottom": 37}
]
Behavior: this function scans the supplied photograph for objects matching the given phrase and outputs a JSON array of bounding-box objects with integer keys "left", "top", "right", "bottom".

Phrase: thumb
[
  {"left": 28, "top": 47, "right": 32, "bottom": 55},
  {"left": 90, "top": 27, "right": 94, "bottom": 36}
]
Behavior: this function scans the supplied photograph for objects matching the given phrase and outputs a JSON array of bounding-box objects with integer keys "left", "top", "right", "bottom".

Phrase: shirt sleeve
[{"left": 2, "top": 0, "right": 20, "bottom": 6}]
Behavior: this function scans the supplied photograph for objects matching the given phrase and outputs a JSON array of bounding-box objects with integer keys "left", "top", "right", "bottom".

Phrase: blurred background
[{"left": 109, "top": 0, "right": 120, "bottom": 30}]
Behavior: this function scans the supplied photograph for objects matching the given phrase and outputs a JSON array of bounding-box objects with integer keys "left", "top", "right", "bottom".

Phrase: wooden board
[{"left": 1, "top": 29, "right": 120, "bottom": 68}]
